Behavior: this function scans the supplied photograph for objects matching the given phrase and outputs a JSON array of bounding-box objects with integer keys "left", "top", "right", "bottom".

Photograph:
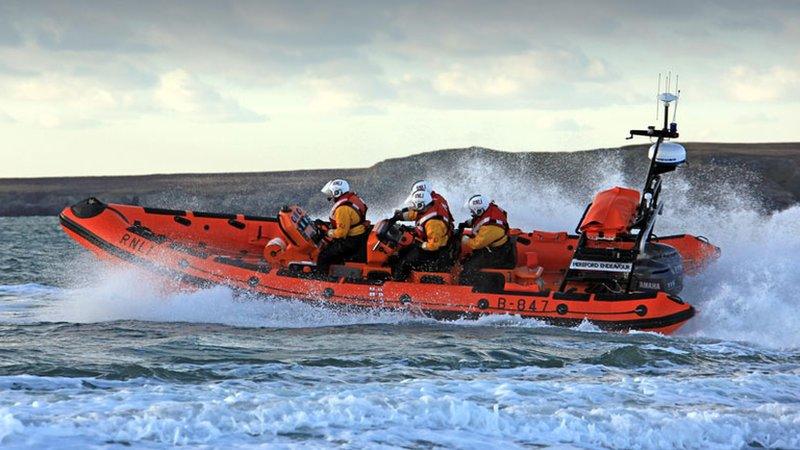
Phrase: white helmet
[
  {"left": 411, "top": 179, "right": 431, "bottom": 194},
  {"left": 321, "top": 179, "right": 350, "bottom": 200},
  {"left": 405, "top": 190, "right": 432, "bottom": 211},
  {"left": 465, "top": 194, "right": 487, "bottom": 216}
]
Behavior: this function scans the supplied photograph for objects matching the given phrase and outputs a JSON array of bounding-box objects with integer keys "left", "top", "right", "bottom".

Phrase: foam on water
[
  {"left": 1, "top": 364, "right": 798, "bottom": 448},
  {"left": 26, "top": 265, "right": 412, "bottom": 329},
  {"left": 678, "top": 205, "right": 800, "bottom": 348}
]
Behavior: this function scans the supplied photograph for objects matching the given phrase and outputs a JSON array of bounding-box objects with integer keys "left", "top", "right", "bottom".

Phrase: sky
[{"left": 1, "top": 0, "right": 799, "bottom": 177}]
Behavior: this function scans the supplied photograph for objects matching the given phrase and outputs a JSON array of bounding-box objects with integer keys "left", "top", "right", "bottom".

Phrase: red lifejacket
[
  {"left": 431, "top": 191, "right": 454, "bottom": 224},
  {"left": 329, "top": 192, "right": 368, "bottom": 228},
  {"left": 414, "top": 201, "right": 453, "bottom": 242},
  {"left": 470, "top": 202, "right": 509, "bottom": 233}
]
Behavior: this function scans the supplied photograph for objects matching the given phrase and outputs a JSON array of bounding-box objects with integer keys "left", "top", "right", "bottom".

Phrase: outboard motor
[
  {"left": 560, "top": 84, "right": 687, "bottom": 295},
  {"left": 632, "top": 242, "right": 684, "bottom": 294}
]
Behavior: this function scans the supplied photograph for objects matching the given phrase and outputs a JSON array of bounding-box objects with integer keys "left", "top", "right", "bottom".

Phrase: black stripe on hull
[{"left": 143, "top": 207, "right": 187, "bottom": 216}]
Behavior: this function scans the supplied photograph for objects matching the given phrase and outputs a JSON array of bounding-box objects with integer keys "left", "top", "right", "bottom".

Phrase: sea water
[{"left": 1, "top": 167, "right": 800, "bottom": 448}]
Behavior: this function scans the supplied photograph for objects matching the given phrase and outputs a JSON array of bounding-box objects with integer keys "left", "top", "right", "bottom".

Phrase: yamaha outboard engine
[{"left": 632, "top": 242, "right": 684, "bottom": 294}]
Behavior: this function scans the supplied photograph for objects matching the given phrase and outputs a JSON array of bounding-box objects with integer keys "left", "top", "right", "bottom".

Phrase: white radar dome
[{"left": 648, "top": 142, "right": 686, "bottom": 166}]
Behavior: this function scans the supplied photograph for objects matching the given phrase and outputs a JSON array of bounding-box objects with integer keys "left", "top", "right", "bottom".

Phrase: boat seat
[
  {"left": 411, "top": 271, "right": 454, "bottom": 285},
  {"left": 288, "top": 261, "right": 317, "bottom": 273},
  {"left": 513, "top": 266, "right": 543, "bottom": 286},
  {"left": 479, "top": 268, "right": 514, "bottom": 282},
  {"left": 472, "top": 270, "right": 508, "bottom": 293},
  {"left": 477, "top": 266, "right": 544, "bottom": 289},
  {"left": 343, "top": 262, "right": 391, "bottom": 280},
  {"left": 330, "top": 264, "right": 362, "bottom": 279},
  {"left": 514, "top": 265, "right": 542, "bottom": 279}
]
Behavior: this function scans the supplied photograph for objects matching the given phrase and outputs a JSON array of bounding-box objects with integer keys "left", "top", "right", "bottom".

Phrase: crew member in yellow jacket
[
  {"left": 459, "top": 194, "right": 516, "bottom": 284},
  {"left": 393, "top": 190, "right": 454, "bottom": 280},
  {"left": 316, "top": 179, "right": 369, "bottom": 271}
]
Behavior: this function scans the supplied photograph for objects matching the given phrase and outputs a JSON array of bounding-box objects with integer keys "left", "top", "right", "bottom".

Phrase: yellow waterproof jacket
[
  {"left": 404, "top": 210, "right": 450, "bottom": 251},
  {"left": 329, "top": 205, "right": 367, "bottom": 239},
  {"left": 466, "top": 223, "right": 509, "bottom": 250}
]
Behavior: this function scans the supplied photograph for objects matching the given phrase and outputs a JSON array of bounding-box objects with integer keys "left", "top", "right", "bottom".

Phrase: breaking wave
[{"left": 25, "top": 265, "right": 412, "bottom": 329}]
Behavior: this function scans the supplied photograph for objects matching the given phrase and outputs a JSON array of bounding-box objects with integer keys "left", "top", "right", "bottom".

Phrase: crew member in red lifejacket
[
  {"left": 459, "top": 194, "right": 515, "bottom": 284},
  {"left": 393, "top": 190, "right": 454, "bottom": 280},
  {"left": 316, "top": 179, "right": 369, "bottom": 271},
  {"left": 392, "top": 180, "right": 454, "bottom": 224}
]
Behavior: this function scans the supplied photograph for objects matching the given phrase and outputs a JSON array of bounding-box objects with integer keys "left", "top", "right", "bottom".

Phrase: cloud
[
  {"left": 725, "top": 65, "right": 800, "bottom": 102},
  {"left": 0, "top": 4, "right": 23, "bottom": 46},
  {"left": 391, "top": 48, "right": 623, "bottom": 110},
  {"left": 0, "top": 110, "right": 15, "bottom": 124},
  {"left": 1, "top": 0, "right": 800, "bottom": 177},
  {"left": 545, "top": 118, "right": 592, "bottom": 132},
  {"left": 10, "top": 77, "right": 118, "bottom": 106},
  {"left": 2, "top": 1, "right": 798, "bottom": 114},
  {"left": 154, "top": 69, "right": 265, "bottom": 122},
  {"left": 302, "top": 78, "right": 362, "bottom": 113},
  {"left": 5, "top": 1, "right": 157, "bottom": 53},
  {"left": 0, "top": 74, "right": 134, "bottom": 128},
  {"left": 0, "top": 69, "right": 263, "bottom": 129},
  {"left": 433, "top": 67, "right": 523, "bottom": 98}
]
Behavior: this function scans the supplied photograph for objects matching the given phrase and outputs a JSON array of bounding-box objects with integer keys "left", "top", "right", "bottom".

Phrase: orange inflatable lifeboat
[
  {"left": 59, "top": 194, "right": 717, "bottom": 335},
  {"left": 59, "top": 91, "right": 720, "bottom": 334}
]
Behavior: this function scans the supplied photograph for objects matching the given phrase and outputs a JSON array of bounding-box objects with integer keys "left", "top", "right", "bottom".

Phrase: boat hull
[{"left": 57, "top": 199, "right": 716, "bottom": 334}]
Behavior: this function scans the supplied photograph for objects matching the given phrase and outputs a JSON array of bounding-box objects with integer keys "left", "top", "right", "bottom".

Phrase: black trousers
[
  {"left": 317, "top": 233, "right": 368, "bottom": 270},
  {"left": 459, "top": 239, "right": 516, "bottom": 284},
  {"left": 393, "top": 244, "right": 452, "bottom": 280}
]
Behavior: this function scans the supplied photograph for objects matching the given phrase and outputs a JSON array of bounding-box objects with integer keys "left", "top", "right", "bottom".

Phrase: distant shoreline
[
  {"left": 2, "top": 142, "right": 799, "bottom": 217},
  {"left": 4, "top": 141, "right": 798, "bottom": 181}
]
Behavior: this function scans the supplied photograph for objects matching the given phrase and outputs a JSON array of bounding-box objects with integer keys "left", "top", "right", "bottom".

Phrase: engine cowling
[{"left": 632, "top": 243, "right": 684, "bottom": 295}]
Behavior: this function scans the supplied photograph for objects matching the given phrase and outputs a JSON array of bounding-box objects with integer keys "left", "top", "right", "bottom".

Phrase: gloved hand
[
  {"left": 420, "top": 242, "right": 430, "bottom": 250},
  {"left": 326, "top": 229, "right": 337, "bottom": 238}
]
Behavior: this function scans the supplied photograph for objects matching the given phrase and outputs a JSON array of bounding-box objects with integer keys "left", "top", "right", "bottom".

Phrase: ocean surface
[{"left": 2, "top": 207, "right": 800, "bottom": 448}]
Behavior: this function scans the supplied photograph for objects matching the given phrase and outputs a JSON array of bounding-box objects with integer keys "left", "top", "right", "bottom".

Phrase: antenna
[
  {"left": 655, "top": 73, "right": 661, "bottom": 121},
  {"left": 672, "top": 75, "right": 680, "bottom": 122},
  {"left": 668, "top": 71, "right": 672, "bottom": 93}
]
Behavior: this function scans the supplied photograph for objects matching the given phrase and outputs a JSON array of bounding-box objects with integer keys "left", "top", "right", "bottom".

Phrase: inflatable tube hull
[{"left": 59, "top": 199, "right": 716, "bottom": 334}]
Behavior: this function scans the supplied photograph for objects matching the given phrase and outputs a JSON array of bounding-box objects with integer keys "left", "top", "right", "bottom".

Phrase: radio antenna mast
[
  {"left": 672, "top": 75, "right": 680, "bottom": 122},
  {"left": 655, "top": 73, "right": 662, "bottom": 121}
]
